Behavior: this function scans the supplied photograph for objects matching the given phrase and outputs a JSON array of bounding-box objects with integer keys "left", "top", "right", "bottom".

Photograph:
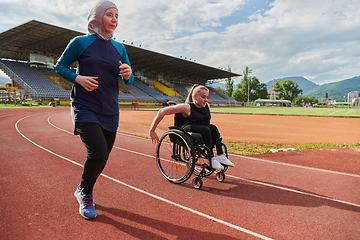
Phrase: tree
[
  {"left": 273, "top": 80, "right": 303, "bottom": 102},
  {"left": 214, "top": 86, "right": 225, "bottom": 94},
  {"left": 235, "top": 66, "right": 268, "bottom": 102},
  {"left": 238, "top": 66, "right": 251, "bottom": 101},
  {"left": 325, "top": 92, "right": 328, "bottom": 100},
  {"left": 303, "top": 96, "right": 310, "bottom": 104},
  {"left": 224, "top": 67, "right": 234, "bottom": 97},
  {"left": 293, "top": 95, "right": 303, "bottom": 105},
  {"left": 293, "top": 95, "right": 319, "bottom": 106},
  {"left": 309, "top": 96, "right": 318, "bottom": 105},
  {"left": 250, "top": 76, "right": 268, "bottom": 100},
  {"left": 231, "top": 89, "right": 245, "bottom": 102}
]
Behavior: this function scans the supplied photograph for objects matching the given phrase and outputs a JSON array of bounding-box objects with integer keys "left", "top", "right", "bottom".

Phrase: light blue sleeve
[{"left": 111, "top": 39, "right": 134, "bottom": 85}]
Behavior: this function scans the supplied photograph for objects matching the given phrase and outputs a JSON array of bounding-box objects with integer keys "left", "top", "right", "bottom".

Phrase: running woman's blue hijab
[{"left": 88, "top": 0, "right": 117, "bottom": 41}]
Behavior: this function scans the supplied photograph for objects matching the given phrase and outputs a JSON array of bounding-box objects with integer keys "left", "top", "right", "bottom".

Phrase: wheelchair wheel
[
  {"left": 215, "top": 171, "right": 225, "bottom": 182},
  {"left": 193, "top": 145, "right": 215, "bottom": 177},
  {"left": 192, "top": 177, "right": 203, "bottom": 189},
  {"left": 156, "top": 129, "right": 195, "bottom": 184}
]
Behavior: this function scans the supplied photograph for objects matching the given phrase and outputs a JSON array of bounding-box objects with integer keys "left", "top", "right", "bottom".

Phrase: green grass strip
[
  {"left": 123, "top": 106, "right": 360, "bottom": 117},
  {"left": 225, "top": 140, "right": 360, "bottom": 155},
  {"left": 211, "top": 107, "right": 360, "bottom": 117}
]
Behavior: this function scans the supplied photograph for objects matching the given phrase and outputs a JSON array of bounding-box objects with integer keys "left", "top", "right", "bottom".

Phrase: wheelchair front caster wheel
[
  {"left": 216, "top": 171, "right": 225, "bottom": 182},
  {"left": 192, "top": 177, "right": 203, "bottom": 189}
]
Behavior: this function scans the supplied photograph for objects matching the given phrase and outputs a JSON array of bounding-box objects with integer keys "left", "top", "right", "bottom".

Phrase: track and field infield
[
  {"left": 133, "top": 106, "right": 360, "bottom": 117},
  {"left": 119, "top": 110, "right": 360, "bottom": 145},
  {"left": 210, "top": 106, "right": 360, "bottom": 117}
]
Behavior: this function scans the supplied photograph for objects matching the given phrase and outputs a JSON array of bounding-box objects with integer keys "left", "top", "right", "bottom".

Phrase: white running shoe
[
  {"left": 216, "top": 154, "right": 235, "bottom": 167},
  {"left": 211, "top": 157, "right": 224, "bottom": 169}
]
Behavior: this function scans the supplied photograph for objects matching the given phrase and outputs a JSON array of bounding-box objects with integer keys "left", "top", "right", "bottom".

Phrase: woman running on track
[{"left": 55, "top": 0, "right": 134, "bottom": 219}]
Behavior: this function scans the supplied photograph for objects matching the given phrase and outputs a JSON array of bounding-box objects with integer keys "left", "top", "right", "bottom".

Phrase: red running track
[{"left": 1, "top": 107, "right": 359, "bottom": 239}]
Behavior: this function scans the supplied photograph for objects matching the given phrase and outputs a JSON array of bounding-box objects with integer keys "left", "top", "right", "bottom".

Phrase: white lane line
[
  {"left": 47, "top": 116, "right": 148, "bottom": 140},
  {"left": 12, "top": 115, "right": 270, "bottom": 240},
  {"left": 116, "top": 131, "right": 360, "bottom": 179},
  {"left": 102, "top": 173, "right": 273, "bottom": 240},
  {"left": 227, "top": 174, "right": 360, "bottom": 208},
  {"left": 116, "top": 130, "right": 360, "bottom": 179},
  {"left": 0, "top": 113, "right": 16, "bottom": 118},
  {"left": 46, "top": 115, "right": 360, "bottom": 209},
  {"left": 47, "top": 116, "right": 73, "bottom": 134},
  {"left": 117, "top": 132, "right": 147, "bottom": 139},
  {"left": 231, "top": 154, "right": 360, "bottom": 178},
  {"left": 17, "top": 116, "right": 83, "bottom": 168},
  {"left": 47, "top": 116, "right": 156, "bottom": 159}
]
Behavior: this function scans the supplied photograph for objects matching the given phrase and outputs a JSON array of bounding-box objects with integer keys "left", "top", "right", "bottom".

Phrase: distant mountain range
[
  {"left": 265, "top": 77, "right": 319, "bottom": 94},
  {"left": 207, "top": 76, "right": 320, "bottom": 93},
  {"left": 303, "top": 76, "right": 360, "bottom": 100},
  {"left": 265, "top": 76, "right": 360, "bottom": 100},
  {"left": 207, "top": 76, "right": 360, "bottom": 101}
]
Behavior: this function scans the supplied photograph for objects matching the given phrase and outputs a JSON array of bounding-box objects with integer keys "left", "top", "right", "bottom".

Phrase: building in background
[{"left": 348, "top": 91, "right": 360, "bottom": 105}]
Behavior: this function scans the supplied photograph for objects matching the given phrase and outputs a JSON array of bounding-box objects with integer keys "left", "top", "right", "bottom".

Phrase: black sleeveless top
[{"left": 182, "top": 102, "right": 211, "bottom": 126}]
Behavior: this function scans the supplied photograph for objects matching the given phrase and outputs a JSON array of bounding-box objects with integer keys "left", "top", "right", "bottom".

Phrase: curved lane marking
[
  {"left": 46, "top": 115, "right": 360, "bottom": 209},
  {"left": 14, "top": 115, "right": 273, "bottom": 240},
  {"left": 231, "top": 154, "right": 360, "bottom": 178}
]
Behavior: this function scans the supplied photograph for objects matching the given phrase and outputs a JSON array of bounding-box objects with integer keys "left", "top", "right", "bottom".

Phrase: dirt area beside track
[
  {"left": 119, "top": 110, "right": 360, "bottom": 174},
  {"left": 119, "top": 110, "right": 360, "bottom": 145}
]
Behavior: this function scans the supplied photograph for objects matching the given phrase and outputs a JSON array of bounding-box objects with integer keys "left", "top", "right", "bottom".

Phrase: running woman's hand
[
  {"left": 75, "top": 75, "right": 98, "bottom": 91},
  {"left": 119, "top": 61, "right": 132, "bottom": 80}
]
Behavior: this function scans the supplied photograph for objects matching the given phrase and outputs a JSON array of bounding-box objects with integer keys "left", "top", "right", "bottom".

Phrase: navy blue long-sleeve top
[{"left": 55, "top": 34, "right": 134, "bottom": 133}]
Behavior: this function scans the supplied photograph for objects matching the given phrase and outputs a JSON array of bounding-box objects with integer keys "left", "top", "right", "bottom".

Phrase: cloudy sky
[{"left": 0, "top": 0, "right": 359, "bottom": 85}]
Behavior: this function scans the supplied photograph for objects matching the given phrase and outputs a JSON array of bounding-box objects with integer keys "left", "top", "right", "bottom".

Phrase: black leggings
[
  {"left": 75, "top": 122, "right": 116, "bottom": 194},
  {"left": 182, "top": 124, "right": 223, "bottom": 158}
]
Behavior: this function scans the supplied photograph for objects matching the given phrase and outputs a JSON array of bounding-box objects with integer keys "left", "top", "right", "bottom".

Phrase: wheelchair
[{"left": 156, "top": 113, "right": 229, "bottom": 189}]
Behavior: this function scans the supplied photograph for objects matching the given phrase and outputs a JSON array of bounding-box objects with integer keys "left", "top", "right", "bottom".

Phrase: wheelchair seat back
[
  {"left": 174, "top": 113, "right": 185, "bottom": 127},
  {"left": 174, "top": 113, "right": 203, "bottom": 144}
]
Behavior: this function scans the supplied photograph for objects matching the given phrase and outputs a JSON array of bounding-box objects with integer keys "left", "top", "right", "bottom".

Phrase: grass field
[
  {"left": 2, "top": 104, "right": 359, "bottom": 117},
  {"left": 224, "top": 141, "right": 360, "bottom": 155},
  {"left": 210, "top": 106, "right": 360, "bottom": 117},
  {"left": 211, "top": 106, "right": 360, "bottom": 154},
  {"left": 135, "top": 106, "right": 360, "bottom": 117},
  {"left": 2, "top": 104, "right": 359, "bottom": 154},
  {"left": 137, "top": 106, "right": 360, "bottom": 154}
]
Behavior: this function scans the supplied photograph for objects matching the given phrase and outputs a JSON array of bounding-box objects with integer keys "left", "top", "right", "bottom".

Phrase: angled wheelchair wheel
[
  {"left": 156, "top": 129, "right": 195, "bottom": 184},
  {"left": 215, "top": 171, "right": 225, "bottom": 182},
  {"left": 193, "top": 145, "right": 215, "bottom": 177},
  {"left": 192, "top": 177, "right": 203, "bottom": 189}
]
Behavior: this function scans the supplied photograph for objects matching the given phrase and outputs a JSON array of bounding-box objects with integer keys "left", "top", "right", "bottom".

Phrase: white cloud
[
  {"left": 195, "top": 0, "right": 360, "bottom": 84},
  {"left": 0, "top": 69, "right": 10, "bottom": 77},
  {"left": 0, "top": 0, "right": 359, "bottom": 85},
  {"left": 0, "top": 0, "right": 91, "bottom": 32}
]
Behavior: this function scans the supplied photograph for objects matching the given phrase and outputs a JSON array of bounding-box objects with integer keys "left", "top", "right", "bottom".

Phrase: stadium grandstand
[{"left": 0, "top": 20, "right": 241, "bottom": 105}]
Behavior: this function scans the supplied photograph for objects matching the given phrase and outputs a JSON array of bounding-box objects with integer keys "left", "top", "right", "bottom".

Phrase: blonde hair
[{"left": 185, "top": 84, "right": 209, "bottom": 103}]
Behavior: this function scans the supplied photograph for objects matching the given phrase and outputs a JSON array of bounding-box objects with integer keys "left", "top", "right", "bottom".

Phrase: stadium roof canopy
[{"left": 0, "top": 20, "right": 241, "bottom": 84}]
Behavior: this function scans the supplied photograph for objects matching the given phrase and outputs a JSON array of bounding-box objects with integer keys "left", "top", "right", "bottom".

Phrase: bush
[{"left": 21, "top": 100, "right": 38, "bottom": 106}]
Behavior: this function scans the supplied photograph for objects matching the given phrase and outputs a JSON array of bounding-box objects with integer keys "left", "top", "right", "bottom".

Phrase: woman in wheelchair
[{"left": 149, "top": 84, "right": 234, "bottom": 169}]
